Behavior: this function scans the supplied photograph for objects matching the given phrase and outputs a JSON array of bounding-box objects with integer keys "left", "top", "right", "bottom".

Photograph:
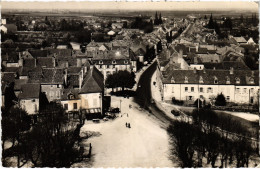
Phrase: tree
[
  {"left": 154, "top": 11, "right": 159, "bottom": 25},
  {"left": 18, "top": 103, "right": 84, "bottom": 167},
  {"left": 215, "top": 93, "right": 226, "bottom": 106},
  {"left": 168, "top": 121, "right": 196, "bottom": 167},
  {"left": 157, "top": 40, "right": 162, "bottom": 53},
  {"left": 117, "top": 70, "right": 136, "bottom": 91},
  {"left": 208, "top": 13, "right": 214, "bottom": 29},
  {"left": 105, "top": 74, "right": 117, "bottom": 92},
  {"left": 4, "top": 82, "right": 17, "bottom": 111},
  {"left": 158, "top": 13, "right": 163, "bottom": 24}
]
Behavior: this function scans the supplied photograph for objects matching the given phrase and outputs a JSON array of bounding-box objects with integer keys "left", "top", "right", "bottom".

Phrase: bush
[
  {"left": 215, "top": 93, "right": 226, "bottom": 106},
  {"left": 172, "top": 98, "right": 184, "bottom": 105}
]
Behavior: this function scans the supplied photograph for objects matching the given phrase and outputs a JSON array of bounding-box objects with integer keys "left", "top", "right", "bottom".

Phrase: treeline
[
  {"left": 2, "top": 103, "right": 85, "bottom": 167},
  {"left": 167, "top": 108, "right": 258, "bottom": 168}
]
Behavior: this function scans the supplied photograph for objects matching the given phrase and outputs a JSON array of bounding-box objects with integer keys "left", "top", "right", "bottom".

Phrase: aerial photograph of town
[{"left": 0, "top": 1, "right": 259, "bottom": 168}]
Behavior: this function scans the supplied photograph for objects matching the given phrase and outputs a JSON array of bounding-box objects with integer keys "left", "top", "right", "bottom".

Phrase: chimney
[
  {"left": 213, "top": 67, "right": 216, "bottom": 70},
  {"left": 64, "top": 68, "right": 68, "bottom": 86},
  {"left": 179, "top": 49, "right": 183, "bottom": 57},
  {"left": 79, "top": 74, "right": 83, "bottom": 89},
  {"left": 195, "top": 45, "right": 199, "bottom": 52},
  {"left": 18, "top": 57, "right": 23, "bottom": 67},
  {"left": 193, "top": 68, "right": 197, "bottom": 73},
  {"left": 230, "top": 67, "right": 234, "bottom": 74}
]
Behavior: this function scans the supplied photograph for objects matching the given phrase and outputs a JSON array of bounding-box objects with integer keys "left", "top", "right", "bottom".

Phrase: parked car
[
  {"left": 171, "top": 110, "right": 180, "bottom": 116},
  {"left": 111, "top": 108, "right": 120, "bottom": 113}
]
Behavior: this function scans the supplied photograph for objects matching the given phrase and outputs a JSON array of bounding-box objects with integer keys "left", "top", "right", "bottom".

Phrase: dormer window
[
  {"left": 226, "top": 76, "right": 230, "bottom": 84},
  {"left": 99, "top": 60, "right": 103, "bottom": 64},
  {"left": 214, "top": 76, "right": 218, "bottom": 84},
  {"left": 184, "top": 76, "right": 188, "bottom": 83},
  {"left": 112, "top": 60, "right": 116, "bottom": 64},
  {"left": 171, "top": 77, "right": 175, "bottom": 83},
  {"left": 199, "top": 76, "right": 203, "bottom": 83},
  {"left": 68, "top": 93, "right": 74, "bottom": 100},
  {"left": 249, "top": 78, "right": 254, "bottom": 84},
  {"left": 235, "top": 77, "right": 240, "bottom": 84},
  {"left": 124, "top": 60, "right": 128, "bottom": 64}
]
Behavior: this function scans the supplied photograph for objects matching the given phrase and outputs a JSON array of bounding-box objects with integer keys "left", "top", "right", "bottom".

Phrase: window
[
  {"left": 99, "top": 65, "right": 102, "bottom": 69},
  {"left": 112, "top": 60, "right": 116, "bottom": 64},
  {"left": 172, "top": 87, "right": 174, "bottom": 93},
  {"left": 107, "top": 65, "right": 109, "bottom": 68},
  {"left": 226, "top": 76, "right": 230, "bottom": 84},
  {"left": 99, "top": 60, "right": 103, "bottom": 64},
  {"left": 188, "top": 96, "right": 193, "bottom": 100},
  {"left": 226, "top": 96, "right": 230, "bottom": 101},
  {"left": 69, "top": 94, "right": 74, "bottom": 100},
  {"left": 199, "top": 87, "right": 203, "bottom": 93},
  {"left": 185, "top": 87, "right": 188, "bottom": 92},
  {"left": 73, "top": 103, "right": 77, "bottom": 110},
  {"left": 243, "top": 88, "right": 247, "bottom": 93},
  {"left": 249, "top": 78, "right": 254, "bottom": 84},
  {"left": 236, "top": 88, "right": 240, "bottom": 93},
  {"left": 64, "top": 104, "right": 68, "bottom": 110},
  {"left": 214, "top": 76, "right": 218, "bottom": 84},
  {"left": 32, "top": 99, "right": 35, "bottom": 102},
  {"left": 250, "top": 88, "right": 254, "bottom": 92},
  {"left": 171, "top": 77, "right": 175, "bottom": 83},
  {"left": 113, "top": 65, "right": 115, "bottom": 68},
  {"left": 184, "top": 76, "right": 188, "bottom": 83},
  {"left": 199, "top": 76, "right": 203, "bottom": 83},
  {"left": 124, "top": 60, "right": 128, "bottom": 64},
  {"left": 235, "top": 77, "right": 240, "bottom": 84},
  {"left": 207, "top": 87, "right": 212, "bottom": 93},
  {"left": 57, "top": 84, "right": 60, "bottom": 88},
  {"left": 191, "top": 87, "right": 194, "bottom": 92}
]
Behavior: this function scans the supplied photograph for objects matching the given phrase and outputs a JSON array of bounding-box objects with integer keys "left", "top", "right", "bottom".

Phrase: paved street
[{"left": 74, "top": 96, "right": 176, "bottom": 168}]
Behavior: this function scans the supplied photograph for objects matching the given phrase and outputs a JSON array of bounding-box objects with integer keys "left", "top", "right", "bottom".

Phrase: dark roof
[
  {"left": 23, "top": 58, "right": 36, "bottom": 68},
  {"left": 19, "top": 83, "right": 40, "bottom": 99},
  {"left": 2, "top": 72, "right": 16, "bottom": 83},
  {"left": 14, "top": 79, "right": 28, "bottom": 91},
  {"left": 41, "top": 68, "right": 64, "bottom": 84},
  {"left": 68, "top": 74, "right": 79, "bottom": 87},
  {"left": 61, "top": 88, "right": 80, "bottom": 100},
  {"left": 4, "top": 67, "right": 22, "bottom": 74},
  {"left": 28, "top": 49, "right": 49, "bottom": 58},
  {"left": 37, "top": 57, "right": 54, "bottom": 68},
  {"left": 162, "top": 69, "right": 259, "bottom": 86},
  {"left": 67, "top": 67, "right": 81, "bottom": 74},
  {"left": 4, "top": 52, "right": 19, "bottom": 63},
  {"left": 80, "top": 66, "right": 104, "bottom": 93}
]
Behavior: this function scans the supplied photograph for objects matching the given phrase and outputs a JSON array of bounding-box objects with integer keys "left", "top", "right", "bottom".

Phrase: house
[
  {"left": 39, "top": 68, "right": 64, "bottom": 102},
  {"left": 91, "top": 49, "right": 133, "bottom": 79},
  {"left": 156, "top": 68, "right": 259, "bottom": 105},
  {"left": 231, "top": 37, "right": 247, "bottom": 45},
  {"left": 70, "top": 42, "right": 81, "bottom": 50},
  {"left": 18, "top": 83, "right": 40, "bottom": 115},
  {"left": 61, "top": 66, "right": 104, "bottom": 117},
  {"left": 247, "top": 37, "right": 255, "bottom": 45},
  {"left": 111, "top": 23, "right": 124, "bottom": 29},
  {"left": 0, "top": 24, "right": 17, "bottom": 34}
]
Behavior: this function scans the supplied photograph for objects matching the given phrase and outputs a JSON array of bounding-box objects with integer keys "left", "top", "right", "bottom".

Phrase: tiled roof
[
  {"left": 2, "top": 72, "right": 16, "bottom": 83},
  {"left": 14, "top": 79, "right": 28, "bottom": 91},
  {"left": 5, "top": 52, "right": 19, "bottom": 63},
  {"left": 41, "top": 68, "right": 64, "bottom": 84},
  {"left": 162, "top": 69, "right": 259, "bottom": 86},
  {"left": 67, "top": 67, "right": 81, "bottom": 74},
  {"left": 80, "top": 66, "right": 104, "bottom": 94},
  {"left": 19, "top": 83, "right": 40, "bottom": 99},
  {"left": 37, "top": 57, "right": 54, "bottom": 68},
  {"left": 61, "top": 88, "right": 80, "bottom": 100},
  {"left": 23, "top": 58, "right": 36, "bottom": 68},
  {"left": 28, "top": 49, "right": 49, "bottom": 58},
  {"left": 68, "top": 74, "right": 79, "bottom": 88}
]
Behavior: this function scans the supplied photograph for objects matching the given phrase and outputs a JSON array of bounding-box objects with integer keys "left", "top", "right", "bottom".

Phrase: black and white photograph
[{"left": 0, "top": 1, "right": 259, "bottom": 168}]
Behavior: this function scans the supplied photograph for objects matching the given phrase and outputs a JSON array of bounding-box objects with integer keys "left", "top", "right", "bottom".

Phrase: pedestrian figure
[
  {"left": 128, "top": 123, "right": 131, "bottom": 128},
  {"left": 127, "top": 113, "right": 128, "bottom": 117},
  {"left": 125, "top": 122, "right": 127, "bottom": 127}
]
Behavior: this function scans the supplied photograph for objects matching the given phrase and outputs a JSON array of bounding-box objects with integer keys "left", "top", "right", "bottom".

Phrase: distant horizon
[{"left": 1, "top": 1, "right": 258, "bottom": 13}]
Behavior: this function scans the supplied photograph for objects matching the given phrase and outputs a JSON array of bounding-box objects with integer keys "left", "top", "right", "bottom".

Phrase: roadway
[{"left": 134, "top": 61, "right": 173, "bottom": 128}]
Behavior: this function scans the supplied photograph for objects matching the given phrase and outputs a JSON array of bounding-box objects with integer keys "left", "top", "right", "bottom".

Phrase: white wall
[
  {"left": 80, "top": 93, "right": 102, "bottom": 112},
  {"left": 20, "top": 98, "right": 39, "bottom": 115}
]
